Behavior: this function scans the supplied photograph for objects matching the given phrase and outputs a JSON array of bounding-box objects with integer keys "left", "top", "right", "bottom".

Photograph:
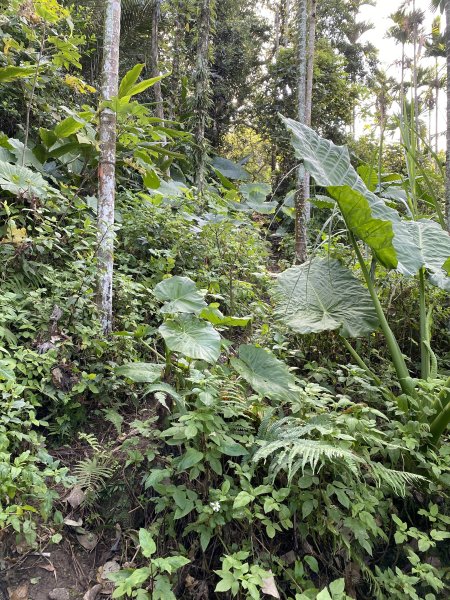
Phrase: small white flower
[{"left": 209, "top": 501, "right": 221, "bottom": 512}]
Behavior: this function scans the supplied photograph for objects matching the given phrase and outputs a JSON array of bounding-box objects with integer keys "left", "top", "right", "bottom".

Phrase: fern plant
[{"left": 253, "top": 412, "right": 426, "bottom": 496}]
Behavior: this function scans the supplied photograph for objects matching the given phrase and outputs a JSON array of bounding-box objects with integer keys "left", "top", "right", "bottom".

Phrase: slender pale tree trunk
[
  {"left": 304, "top": 0, "right": 316, "bottom": 220},
  {"left": 446, "top": 0, "right": 450, "bottom": 230},
  {"left": 412, "top": 0, "right": 420, "bottom": 148},
  {"left": 274, "top": 3, "right": 280, "bottom": 55},
  {"left": 96, "top": 0, "right": 121, "bottom": 334},
  {"left": 150, "top": 0, "right": 164, "bottom": 121},
  {"left": 435, "top": 56, "right": 439, "bottom": 154},
  {"left": 194, "top": 0, "right": 211, "bottom": 193},
  {"left": 294, "top": 0, "right": 308, "bottom": 264},
  {"left": 281, "top": 0, "right": 291, "bottom": 46}
]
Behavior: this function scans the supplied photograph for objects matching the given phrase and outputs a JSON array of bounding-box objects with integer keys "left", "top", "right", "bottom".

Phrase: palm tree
[
  {"left": 425, "top": 16, "right": 446, "bottom": 153},
  {"left": 97, "top": 0, "right": 122, "bottom": 334},
  {"left": 387, "top": 8, "right": 413, "bottom": 112}
]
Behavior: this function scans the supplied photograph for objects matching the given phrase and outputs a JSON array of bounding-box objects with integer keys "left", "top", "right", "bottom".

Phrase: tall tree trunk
[
  {"left": 96, "top": 0, "right": 121, "bottom": 334},
  {"left": 446, "top": 0, "right": 450, "bottom": 230},
  {"left": 304, "top": 0, "right": 316, "bottom": 220},
  {"left": 194, "top": 0, "right": 212, "bottom": 193},
  {"left": 150, "top": 0, "right": 164, "bottom": 121},
  {"left": 281, "top": 0, "right": 291, "bottom": 47},
  {"left": 274, "top": 3, "right": 280, "bottom": 55},
  {"left": 435, "top": 56, "right": 439, "bottom": 154},
  {"left": 294, "top": 0, "right": 308, "bottom": 265},
  {"left": 412, "top": 0, "right": 419, "bottom": 147},
  {"left": 170, "top": 0, "right": 184, "bottom": 120}
]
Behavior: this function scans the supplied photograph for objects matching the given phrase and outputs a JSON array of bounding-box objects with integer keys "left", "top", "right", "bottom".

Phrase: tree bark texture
[
  {"left": 294, "top": 0, "right": 308, "bottom": 265},
  {"left": 96, "top": 0, "right": 121, "bottom": 334},
  {"left": 194, "top": 0, "right": 211, "bottom": 193},
  {"left": 150, "top": 0, "right": 164, "bottom": 121}
]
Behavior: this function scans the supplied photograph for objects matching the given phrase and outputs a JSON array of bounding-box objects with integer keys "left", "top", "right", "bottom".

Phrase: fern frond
[
  {"left": 74, "top": 457, "right": 116, "bottom": 502},
  {"left": 369, "top": 463, "right": 427, "bottom": 496},
  {"left": 254, "top": 438, "right": 362, "bottom": 482}
]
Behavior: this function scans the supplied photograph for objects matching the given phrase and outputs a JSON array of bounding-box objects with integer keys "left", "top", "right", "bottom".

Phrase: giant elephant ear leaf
[
  {"left": 154, "top": 276, "right": 207, "bottom": 314},
  {"left": 402, "top": 220, "right": 450, "bottom": 290},
  {"left": 0, "top": 161, "right": 47, "bottom": 198},
  {"left": 275, "top": 258, "right": 379, "bottom": 338},
  {"left": 280, "top": 116, "right": 422, "bottom": 275},
  {"left": 159, "top": 316, "right": 221, "bottom": 363},
  {"left": 231, "top": 344, "right": 298, "bottom": 401},
  {"left": 115, "top": 362, "right": 163, "bottom": 383}
]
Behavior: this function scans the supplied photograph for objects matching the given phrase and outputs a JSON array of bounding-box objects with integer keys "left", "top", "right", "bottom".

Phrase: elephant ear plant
[{"left": 278, "top": 116, "right": 450, "bottom": 446}]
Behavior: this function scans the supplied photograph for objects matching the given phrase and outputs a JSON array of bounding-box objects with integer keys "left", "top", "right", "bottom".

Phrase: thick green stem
[
  {"left": 419, "top": 268, "right": 430, "bottom": 380},
  {"left": 341, "top": 337, "right": 382, "bottom": 387},
  {"left": 429, "top": 401, "right": 450, "bottom": 445},
  {"left": 350, "top": 234, "right": 414, "bottom": 398}
]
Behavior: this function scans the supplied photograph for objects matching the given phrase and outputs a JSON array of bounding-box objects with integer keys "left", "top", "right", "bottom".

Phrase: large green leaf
[
  {"left": 328, "top": 186, "right": 396, "bottom": 267},
  {"left": 0, "top": 65, "right": 35, "bottom": 83},
  {"left": 231, "top": 344, "right": 297, "bottom": 401},
  {"left": 115, "top": 362, "right": 164, "bottom": 383},
  {"left": 239, "top": 183, "right": 277, "bottom": 214},
  {"left": 281, "top": 116, "right": 422, "bottom": 274},
  {"left": 118, "top": 63, "right": 145, "bottom": 98},
  {"left": 159, "top": 316, "right": 221, "bottom": 363},
  {"left": 211, "top": 157, "right": 250, "bottom": 181},
  {"left": 275, "top": 258, "right": 379, "bottom": 338},
  {"left": 54, "top": 115, "right": 85, "bottom": 138},
  {"left": 402, "top": 220, "right": 450, "bottom": 290},
  {"left": 154, "top": 276, "right": 207, "bottom": 314},
  {"left": 0, "top": 161, "right": 47, "bottom": 198}
]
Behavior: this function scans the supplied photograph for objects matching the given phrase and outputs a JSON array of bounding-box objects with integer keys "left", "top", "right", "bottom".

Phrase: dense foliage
[{"left": 0, "top": 1, "right": 449, "bottom": 599}]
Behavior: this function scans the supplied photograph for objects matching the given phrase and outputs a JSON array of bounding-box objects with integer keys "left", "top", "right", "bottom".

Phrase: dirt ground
[{"left": 1, "top": 540, "right": 116, "bottom": 600}]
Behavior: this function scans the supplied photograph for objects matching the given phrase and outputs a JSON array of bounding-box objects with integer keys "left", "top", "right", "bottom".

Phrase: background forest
[{"left": 0, "top": 0, "right": 449, "bottom": 599}]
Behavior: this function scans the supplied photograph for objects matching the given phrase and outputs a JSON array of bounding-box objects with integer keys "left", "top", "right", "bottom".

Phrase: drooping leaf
[
  {"left": 154, "top": 276, "right": 207, "bottom": 314},
  {"left": 239, "top": 182, "right": 277, "bottom": 214},
  {"left": 0, "top": 65, "right": 35, "bottom": 83},
  {"left": 211, "top": 156, "right": 250, "bottom": 181},
  {"left": 231, "top": 344, "right": 298, "bottom": 400},
  {"left": 200, "top": 305, "right": 252, "bottom": 327},
  {"left": 159, "top": 316, "right": 221, "bottom": 363},
  {"left": 115, "top": 362, "right": 164, "bottom": 383},
  {"left": 281, "top": 116, "right": 422, "bottom": 274},
  {"left": 0, "top": 161, "right": 47, "bottom": 198},
  {"left": 328, "top": 186, "right": 396, "bottom": 267},
  {"left": 275, "top": 258, "right": 379, "bottom": 338}
]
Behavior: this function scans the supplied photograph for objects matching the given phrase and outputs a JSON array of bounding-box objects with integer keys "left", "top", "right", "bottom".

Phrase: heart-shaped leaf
[
  {"left": 115, "top": 362, "right": 163, "bottom": 383},
  {"left": 281, "top": 116, "right": 423, "bottom": 275},
  {"left": 159, "top": 316, "right": 221, "bottom": 363},
  {"left": 0, "top": 161, "right": 47, "bottom": 198},
  {"left": 231, "top": 344, "right": 297, "bottom": 401},
  {"left": 154, "top": 276, "right": 207, "bottom": 314},
  {"left": 275, "top": 258, "right": 379, "bottom": 338}
]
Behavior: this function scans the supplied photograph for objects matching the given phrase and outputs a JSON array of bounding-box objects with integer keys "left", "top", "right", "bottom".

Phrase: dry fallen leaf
[
  {"left": 83, "top": 584, "right": 103, "bottom": 600},
  {"left": 40, "top": 563, "right": 56, "bottom": 572},
  {"left": 261, "top": 571, "right": 280, "bottom": 598},
  {"left": 65, "top": 485, "right": 86, "bottom": 509},
  {"left": 97, "top": 559, "right": 120, "bottom": 594},
  {"left": 63, "top": 517, "right": 83, "bottom": 527},
  {"left": 77, "top": 531, "right": 99, "bottom": 551},
  {"left": 7, "top": 583, "right": 29, "bottom": 600}
]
